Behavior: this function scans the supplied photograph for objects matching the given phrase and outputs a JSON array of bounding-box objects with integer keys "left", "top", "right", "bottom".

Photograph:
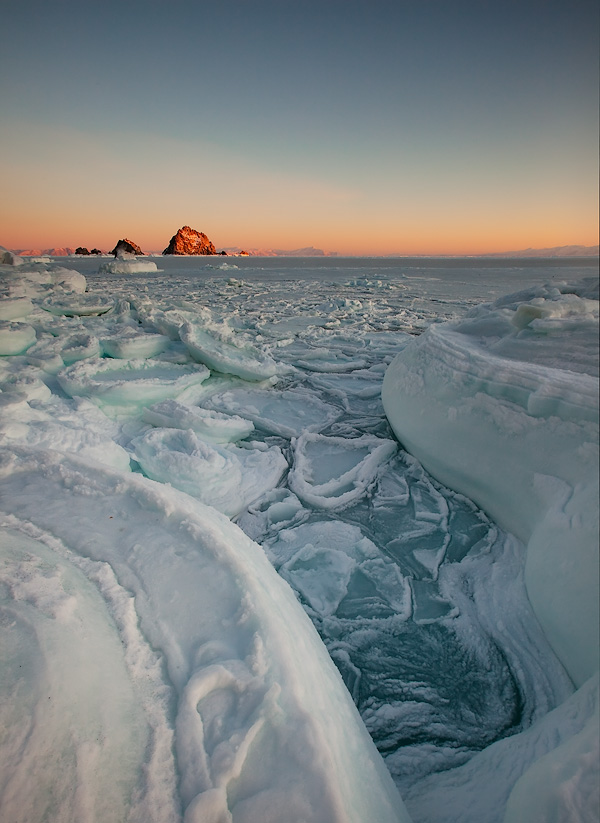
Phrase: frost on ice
[{"left": 0, "top": 256, "right": 598, "bottom": 823}]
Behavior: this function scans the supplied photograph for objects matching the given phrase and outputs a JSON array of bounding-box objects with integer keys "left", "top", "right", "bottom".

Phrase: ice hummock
[{"left": 382, "top": 278, "right": 599, "bottom": 821}]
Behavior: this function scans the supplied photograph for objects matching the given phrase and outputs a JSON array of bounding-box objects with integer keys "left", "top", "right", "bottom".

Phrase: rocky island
[
  {"left": 163, "top": 226, "right": 217, "bottom": 255},
  {"left": 111, "top": 239, "right": 144, "bottom": 256}
]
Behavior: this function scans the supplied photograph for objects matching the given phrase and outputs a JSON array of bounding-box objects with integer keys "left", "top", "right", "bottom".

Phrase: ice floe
[
  {"left": 0, "top": 320, "right": 36, "bottom": 355},
  {"left": 57, "top": 357, "right": 211, "bottom": 411},
  {"left": 143, "top": 398, "right": 255, "bottom": 443},
  {"left": 180, "top": 321, "right": 280, "bottom": 381},
  {"left": 131, "top": 427, "right": 287, "bottom": 517},
  {"left": 288, "top": 432, "right": 397, "bottom": 509},
  {"left": 203, "top": 386, "right": 341, "bottom": 437}
]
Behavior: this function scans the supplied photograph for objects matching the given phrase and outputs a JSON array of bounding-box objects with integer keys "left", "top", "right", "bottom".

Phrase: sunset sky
[{"left": 1, "top": 0, "right": 598, "bottom": 255}]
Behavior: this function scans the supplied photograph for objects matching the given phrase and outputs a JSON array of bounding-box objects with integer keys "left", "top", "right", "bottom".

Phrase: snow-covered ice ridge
[
  {"left": 0, "top": 253, "right": 598, "bottom": 822},
  {"left": 383, "top": 278, "right": 599, "bottom": 822}
]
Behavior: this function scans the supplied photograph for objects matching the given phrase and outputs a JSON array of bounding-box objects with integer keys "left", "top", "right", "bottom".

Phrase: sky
[{"left": 1, "top": 0, "right": 598, "bottom": 256}]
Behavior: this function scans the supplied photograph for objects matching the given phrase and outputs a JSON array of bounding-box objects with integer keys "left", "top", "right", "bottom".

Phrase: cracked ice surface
[{"left": 0, "top": 255, "right": 597, "bottom": 822}]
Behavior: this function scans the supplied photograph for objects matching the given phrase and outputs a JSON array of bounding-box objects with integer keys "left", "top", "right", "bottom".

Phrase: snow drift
[{"left": 382, "top": 279, "right": 599, "bottom": 822}]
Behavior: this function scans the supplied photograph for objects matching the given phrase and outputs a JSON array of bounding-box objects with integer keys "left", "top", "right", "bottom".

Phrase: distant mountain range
[
  {"left": 223, "top": 246, "right": 337, "bottom": 257},
  {"left": 481, "top": 244, "right": 599, "bottom": 258}
]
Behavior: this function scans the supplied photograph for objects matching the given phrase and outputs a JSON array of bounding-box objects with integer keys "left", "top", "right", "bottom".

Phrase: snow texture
[{"left": 1, "top": 255, "right": 598, "bottom": 823}]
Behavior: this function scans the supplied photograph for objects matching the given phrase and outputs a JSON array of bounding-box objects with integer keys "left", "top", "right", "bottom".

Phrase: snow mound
[
  {"left": 0, "top": 447, "right": 409, "bottom": 823},
  {"left": 382, "top": 280, "right": 599, "bottom": 822}
]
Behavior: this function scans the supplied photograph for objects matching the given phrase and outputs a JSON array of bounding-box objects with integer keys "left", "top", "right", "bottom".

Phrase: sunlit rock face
[
  {"left": 162, "top": 225, "right": 216, "bottom": 255},
  {"left": 111, "top": 238, "right": 144, "bottom": 256}
]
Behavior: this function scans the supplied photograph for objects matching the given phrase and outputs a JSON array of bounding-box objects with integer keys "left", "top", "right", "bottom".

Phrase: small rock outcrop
[
  {"left": 111, "top": 239, "right": 144, "bottom": 257},
  {"left": 75, "top": 247, "right": 90, "bottom": 255},
  {"left": 163, "top": 226, "right": 216, "bottom": 256}
]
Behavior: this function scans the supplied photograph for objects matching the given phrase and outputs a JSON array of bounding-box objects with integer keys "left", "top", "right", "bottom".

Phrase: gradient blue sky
[{"left": 1, "top": 0, "right": 598, "bottom": 254}]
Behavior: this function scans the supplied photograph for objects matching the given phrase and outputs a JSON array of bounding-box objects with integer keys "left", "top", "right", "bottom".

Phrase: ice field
[{"left": 0, "top": 252, "right": 598, "bottom": 822}]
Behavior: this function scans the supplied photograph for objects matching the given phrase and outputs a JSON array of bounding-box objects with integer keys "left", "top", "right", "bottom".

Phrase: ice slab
[
  {"left": 100, "top": 328, "right": 170, "bottom": 359},
  {"left": 266, "top": 521, "right": 411, "bottom": 618},
  {"left": 0, "top": 320, "right": 36, "bottom": 355},
  {"left": 40, "top": 294, "right": 115, "bottom": 316},
  {"left": 0, "top": 297, "right": 34, "bottom": 320},
  {"left": 143, "top": 398, "right": 255, "bottom": 443},
  {"left": 180, "top": 321, "right": 279, "bottom": 381},
  {"left": 131, "top": 427, "right": 287, "bottom": 517},
  {"left": 99, "top": 258, "right": 159, "bottom": 275},
  {"left": 289, "top": 432, "right": 397, "bottom": 509},
  {"left": 0, "top": 447, "right": 409, "bottom": 823},
  {"left": 57, "top": 357, "right": 211, "bottom": 410},
  {"left": 203, "top": 386, "right": 341, "bottom": 437}
]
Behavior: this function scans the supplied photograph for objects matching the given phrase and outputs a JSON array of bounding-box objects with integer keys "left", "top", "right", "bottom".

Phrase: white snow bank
[
  {"left": 382, "top": 280, "right": 599, "bottom": 822},
  {"left": 131, "top": 427, "right": 287, "bottom": 517},
  {"left": 0, "top": 447, "right": 410, "bottom": 823}
]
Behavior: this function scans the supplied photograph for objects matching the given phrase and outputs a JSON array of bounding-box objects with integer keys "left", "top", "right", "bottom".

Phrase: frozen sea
[{"left": 0, "top": 253, "right": 598, "bottom": 823}]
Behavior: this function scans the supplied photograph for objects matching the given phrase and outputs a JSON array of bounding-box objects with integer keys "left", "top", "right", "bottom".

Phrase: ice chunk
[
  {"left": 40, "top": 294, "right": 114, "bottom": 316},
  {"left": 99, "top": 257, "right": 159, "bottom": 275},
  {"left": 0, "top": 321, "right": 36, "bottom": 355},
  {"left": 294, "top": 346, "right": 368, "bottom": 372},
  {"left": 288, "top": 432, "right": 397, "bottom": 509},
  {"left": 0, "top": 372, "right": 52, "bottom": 403},
  {"left": 131, "top": 427, "right": 287, "bottom": 517},
  {"left": 0, "top": 297, "right": 33, "bottom": 320},
  {"left": 180, "top": 321, "right": 279, "bottom": 381},
  {"left": 143, "top": 398, "right": 254, "bottom": 443},
  {"left": 100, "top": 328, "right": 170, "bottom": 359},
  {"left": 0, "top": 249, "right": 24, "bottom": 266},
  {"left": 57, "top": 357, "right": 210, "bottom": 410},
  {"left": 267, "top": 521, "right": 411, "bottom": 618},
  {"left": 203, "top": 386, "right": 341, "bottom": 437}
]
